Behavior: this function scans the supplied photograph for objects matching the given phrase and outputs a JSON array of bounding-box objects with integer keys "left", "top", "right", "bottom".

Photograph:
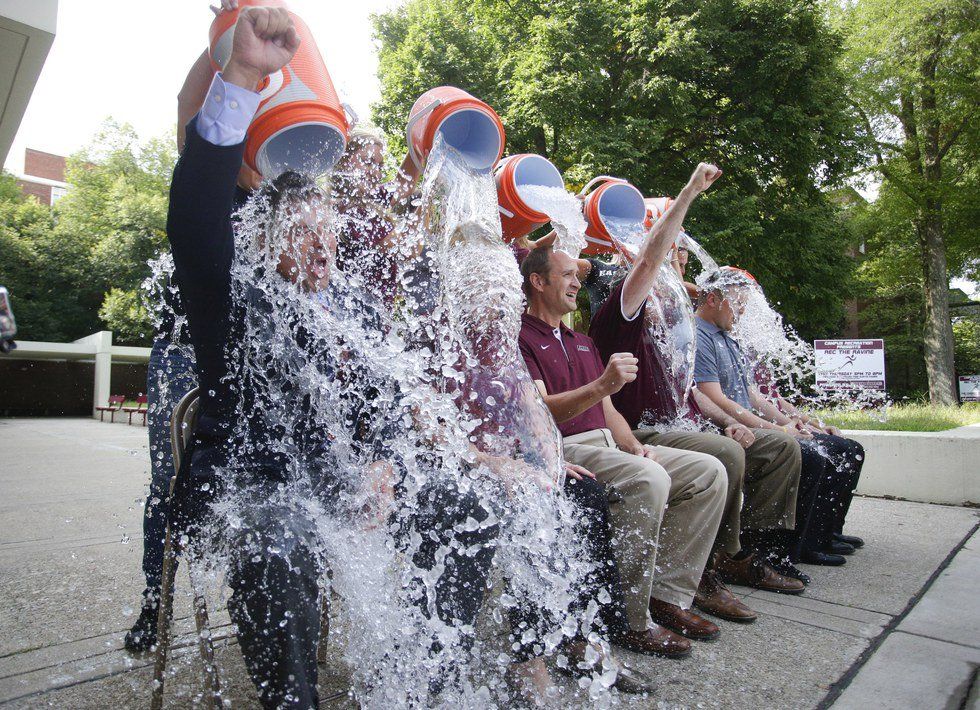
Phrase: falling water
[
  {"left": 605, "top": 219, "right": 699, "bottom": 429},
  {"left": 514, "top": 184, "right": 588, "bottom": 257},
  {"left": 678, "top": 231, "right": 719, "bottom": 274}
]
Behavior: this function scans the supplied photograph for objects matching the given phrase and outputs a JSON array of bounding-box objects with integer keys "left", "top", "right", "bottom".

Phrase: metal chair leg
[
  {"left": 150, "top": 524, "right": 177, "bottom": 710},
  {"left": 317, "top": 592, "right": 330, "bottom": 666},
  {"left": 189, "top": 567, "right": 222, "bottom": 708}
]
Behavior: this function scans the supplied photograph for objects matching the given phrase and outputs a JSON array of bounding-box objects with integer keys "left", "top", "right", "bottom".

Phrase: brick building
[{"left": 15, "top": 148, "right": 68, "bottom": 206}]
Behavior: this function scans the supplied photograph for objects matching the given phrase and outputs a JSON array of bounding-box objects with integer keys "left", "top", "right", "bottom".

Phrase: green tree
[
  {"left": 836, "top": 0, "right": 980, "bottom": 404},
  {"left": 0, "top": 122, "right": 175, "bottom": 345},
  {"left": 373, "top": 0, "right": 864, "bottom": 339}
]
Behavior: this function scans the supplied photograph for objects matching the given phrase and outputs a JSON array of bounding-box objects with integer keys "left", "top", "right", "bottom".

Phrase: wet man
[
  {"left": 519, "top": 246, "right": 728, "bottom": 658},
  {"left": 693, "top": 270, "right": 851, "bottom": 577},
  {"left": 166, "top": 8, "right": 496, "bottom": 706},
  {"left": 588, "top": 164, "right": 805, "bottom": 629}
]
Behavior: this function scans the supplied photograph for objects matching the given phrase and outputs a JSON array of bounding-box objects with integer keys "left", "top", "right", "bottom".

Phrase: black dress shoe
[
  {"left": 124, "top": 601, "right": 159, "bottom": 653},
  {"left": 801, "top": 551, "right": 846, "bottom": 566},
  {"left": 767, "top": 555, "right": 812, "bottom": 585},
  {"left": 834, "top": 533, "right": 864, "bottom": 548},
  {"left": 826, "top": 539, "right": 856, "bottom": 556}
]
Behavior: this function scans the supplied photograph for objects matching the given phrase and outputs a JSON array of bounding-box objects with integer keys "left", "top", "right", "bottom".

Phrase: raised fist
[
  {"left": 687, "top": 162, "right": 722, "bottom": 195},
  {"left": 599, "top": 352, "right": 639, "bottom": 395},
  {"left": 224, "top": 6, "right": 300, "bottom": 90}
]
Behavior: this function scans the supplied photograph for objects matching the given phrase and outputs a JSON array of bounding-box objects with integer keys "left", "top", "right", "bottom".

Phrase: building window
[{"left": 50, "top": 185, "right": 68, "bottom": 205}]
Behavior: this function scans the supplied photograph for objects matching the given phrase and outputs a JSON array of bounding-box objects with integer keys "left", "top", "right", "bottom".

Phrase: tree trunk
[
  {"left": 917, "top": 38, "right": 958, "bottom": 405},
  {"left": 918, "top": 205, "right": 957, "bottom": 404}
]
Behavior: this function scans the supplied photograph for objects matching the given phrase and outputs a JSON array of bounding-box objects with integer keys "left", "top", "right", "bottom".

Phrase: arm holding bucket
[{"left": 621, "top": 163, "right": 722, "bottom": 317}]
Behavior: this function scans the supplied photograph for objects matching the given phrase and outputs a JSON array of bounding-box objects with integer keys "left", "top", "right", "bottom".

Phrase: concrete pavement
[{"left": 1, "top": 417, "right": 977, "bottom": 708}]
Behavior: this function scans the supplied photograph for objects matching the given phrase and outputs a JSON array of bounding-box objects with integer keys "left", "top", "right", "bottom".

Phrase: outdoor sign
[
  {"left": 814, "top": 339, "right": 886, "bottom": 391},
  {"left": 959, "top": 375, "right": 980, "bottom": 402}
]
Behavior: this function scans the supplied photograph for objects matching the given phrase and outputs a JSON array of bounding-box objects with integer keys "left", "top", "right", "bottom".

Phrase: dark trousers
[
  {"left": 790, "top": 435, "right": 862, "bottom": 558},
  {"left": 810, "top": 434, "right": 864, "bottom": 535},
  {"left": 507, "top": 475, "right": 629, "bottom": 663},
  {"left": 141, "top": 340, "right": 196, "bottom": 598},
  {"left": 226, "top": 501, "right": 324, "bottom": 710}
]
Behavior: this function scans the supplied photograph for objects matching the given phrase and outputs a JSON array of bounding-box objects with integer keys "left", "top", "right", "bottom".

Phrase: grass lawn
[{"left": 813, "top": 403, "right": 980, "bottom": 432}]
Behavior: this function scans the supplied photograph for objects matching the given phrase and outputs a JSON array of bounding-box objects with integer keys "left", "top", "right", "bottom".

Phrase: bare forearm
[
  {"left": 702, "top": 386, "right": 776, "bottom": 429},
  {"left": 542, "top": 380, "right": 609, "bottom": 423},
  {"left": 750, "top": 389, "right": 793, "bottom": 426},
  {"left": 622, "top": 182, "right": 698, "bottom": 314},
  {"left": 692, "top": 387, "right": 737, "bottom": 428},
  {"left": 604, "top": 402, "right": 640, "bottom": 450}
]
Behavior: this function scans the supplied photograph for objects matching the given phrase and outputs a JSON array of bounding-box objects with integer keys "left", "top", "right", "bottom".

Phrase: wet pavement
[{"left": 1, "top": 417, "right": 977, "bottom": 708}]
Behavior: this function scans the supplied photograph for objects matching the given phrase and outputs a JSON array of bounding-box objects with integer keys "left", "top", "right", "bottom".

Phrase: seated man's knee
[{"left": 633, "top": 460, "right": 671, "bottom": 511}]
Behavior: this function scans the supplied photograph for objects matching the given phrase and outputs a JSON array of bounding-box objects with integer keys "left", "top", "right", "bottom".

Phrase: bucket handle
[
  {"left": 341, "top": 102, "right": 359, "bottom": 129},
  {"left": 578, "top": 175, "right": 622, "bottom": 197},
  {"left": 405, "top": 98, "right": 443, "bottom": 172},
  {"left": 498, "top": 205, "right": 515, "bottom": 219}
]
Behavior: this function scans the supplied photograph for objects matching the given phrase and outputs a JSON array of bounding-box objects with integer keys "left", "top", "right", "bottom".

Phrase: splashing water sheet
[
  {"left": 514, "top": 184, "right": 588, "bottom": 258},
  {"left": 154, "top": 133, "right": 617, "bottom": 707},
  {"left": 603, "top": 219, "right": 699, "bottom": 431}
]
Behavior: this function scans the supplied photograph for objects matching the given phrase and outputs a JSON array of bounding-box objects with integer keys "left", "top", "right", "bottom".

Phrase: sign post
[
  {"left": 959, "top": 375, "right": 980, "bottom": 403},
  {"left": 814, "top": 339, "right": 886, "bottom": 391}
]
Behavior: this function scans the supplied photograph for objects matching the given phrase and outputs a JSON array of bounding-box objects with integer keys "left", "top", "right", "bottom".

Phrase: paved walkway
[{"left": 1, "top": 418, "right": 977, "bottom": 709}]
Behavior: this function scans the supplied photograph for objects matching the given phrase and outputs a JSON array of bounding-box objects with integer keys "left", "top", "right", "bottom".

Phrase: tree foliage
[
  {"left": 373, "top": 0, "right": 865, "bottom": 339},
  {"left": 0, "top": 121, "right": 175, "bottom": 345},
  {"left": 835, "top": 0, "right": 980, "bottom": 403}
]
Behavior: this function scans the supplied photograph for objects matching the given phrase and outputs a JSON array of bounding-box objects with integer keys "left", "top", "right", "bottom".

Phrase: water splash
[{"left": 514, "top": 184, "right": 587, "bottom": 258}]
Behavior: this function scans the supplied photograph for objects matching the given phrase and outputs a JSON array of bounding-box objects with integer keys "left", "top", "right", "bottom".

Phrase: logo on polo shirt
[
  {"left": 540, "top": 344, "right": 551, "bottom": 350},
  {"left": 576, "top": 345, "right": 590, "bottom": 352}
]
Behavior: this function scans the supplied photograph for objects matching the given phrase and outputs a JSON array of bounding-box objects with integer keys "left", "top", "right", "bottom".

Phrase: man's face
[
  {"left": 677, "top": 247, "right": 689, "bottom": 273},
  {"left": 533, "top": 250, "right": 580, "bottom": 316},
  {"left": 274, "top": 196, "right": 337, "bottom": 292},
  {"left": 710, "top": 287, "right": 746, "bottom": 331}
]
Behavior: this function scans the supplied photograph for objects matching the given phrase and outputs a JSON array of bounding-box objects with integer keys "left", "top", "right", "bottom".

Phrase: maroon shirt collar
[{"left": 521, "top": 312, "right": 573, "bottom": 338}]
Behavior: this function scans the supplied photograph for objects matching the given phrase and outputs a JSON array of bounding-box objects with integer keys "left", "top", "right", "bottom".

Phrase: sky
[{"left": 4, "top": 0, "right": 404, "bottom": 174}]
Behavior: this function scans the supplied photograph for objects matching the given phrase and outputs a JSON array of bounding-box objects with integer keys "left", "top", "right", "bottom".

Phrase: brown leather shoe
[
  {"left": 648, "top": 597, "right": 720, "bottom": 641},
  {"left": 715, "top": 552, "right": 805, "bottom": 595},
  {"left": 612, "top": 624, "right": 692, "bottom": 658},
  {"left": 694, "top": 570, "right": 758, "bottom": 623}
]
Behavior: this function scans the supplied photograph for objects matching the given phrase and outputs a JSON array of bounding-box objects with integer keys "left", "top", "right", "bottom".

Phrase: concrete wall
[{"left": 847, "top": 427, "right": 980, "bottom": 506}]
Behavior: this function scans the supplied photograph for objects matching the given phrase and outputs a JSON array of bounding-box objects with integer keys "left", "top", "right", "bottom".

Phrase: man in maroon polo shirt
[
  {"left": 519, "top": 245, "right": 727, "bottom": 658},
  {"left": 588, "top": 165, "right": 806, "bottom": 623}
]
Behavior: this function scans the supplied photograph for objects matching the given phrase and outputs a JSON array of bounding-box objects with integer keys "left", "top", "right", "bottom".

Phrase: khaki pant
[
  {"left": 563, "top": 429, "right": 726, "bottom": 631},
  {"left": 633, "top": 428, "right": 800, "bottom": 555}
]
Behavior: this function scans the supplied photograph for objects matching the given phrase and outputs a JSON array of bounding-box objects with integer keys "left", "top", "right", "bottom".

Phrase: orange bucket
[
  {"left": 495, "top": 154, "right": 566, "bottom": 241},
  {"left": 406, "top": 86, "right": 505, "bottom": 172},
  {"left": 209, "top": 0, "right": 351, "bottom": 178},
  {"left": 580, "top": 177, "right": 646, "bottom": 256}
]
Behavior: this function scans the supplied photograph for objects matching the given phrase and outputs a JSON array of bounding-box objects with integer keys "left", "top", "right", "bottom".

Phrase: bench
[
  {"left": 123, "top": 394, "right": 149, "bottom": 426},
  {"left": 95, "top": 395, "right": 126, "bottom": 422}
]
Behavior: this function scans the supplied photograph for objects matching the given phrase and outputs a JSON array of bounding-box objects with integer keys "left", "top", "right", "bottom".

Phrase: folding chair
[
  {"left": 150, "top": 387, "right": 221, "bottom": 709},
  {"left": 150, "top": 388, "right": 331, "bottom": 709}
]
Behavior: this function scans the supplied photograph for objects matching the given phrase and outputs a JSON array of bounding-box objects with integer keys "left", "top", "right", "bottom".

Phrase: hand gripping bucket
[
  {"left": 406, "top": 87, "right": 505, "bottom": 172},
  {"left": 495, "top": 154, "right": 566, "bottom": 241},
  {"left": 209, "top": 0, "right": 352, "bottom": 178},
  {"left": 580, "top": 177, "right": 647, "bottom": 256}
]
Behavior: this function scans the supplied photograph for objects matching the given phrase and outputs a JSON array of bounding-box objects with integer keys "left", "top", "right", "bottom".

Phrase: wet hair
[
  {"left": 256, "top": 171, "right": 327, "bottom": 221},
  {"left": 696, "top": 267, "right": 752, "bottom": 309},
  {"left": 520, "top": 245, "right": 553, "bottom": 297}
]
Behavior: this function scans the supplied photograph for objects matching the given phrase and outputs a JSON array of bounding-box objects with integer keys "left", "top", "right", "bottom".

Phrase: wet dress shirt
[{"left": 694, "top": 316, "right": 753, "bottom": 409}]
